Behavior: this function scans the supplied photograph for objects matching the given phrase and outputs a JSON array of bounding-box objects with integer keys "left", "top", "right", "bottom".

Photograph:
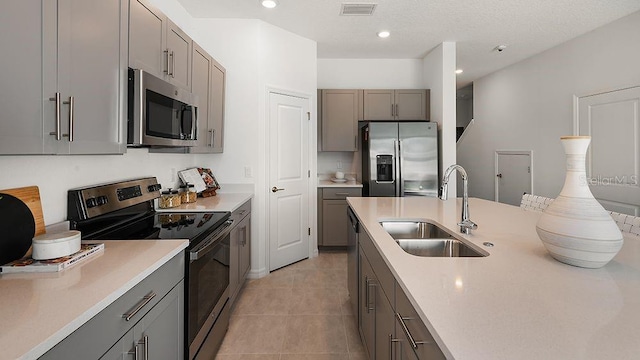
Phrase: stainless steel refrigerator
[{"left": 361, "top": 122, "right": 438, "bottom": 197}]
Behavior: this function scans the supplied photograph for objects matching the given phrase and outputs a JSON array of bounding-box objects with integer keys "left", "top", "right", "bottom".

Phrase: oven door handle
[{"left": 189, "top": 219, "right": 234, "bottom": 262}]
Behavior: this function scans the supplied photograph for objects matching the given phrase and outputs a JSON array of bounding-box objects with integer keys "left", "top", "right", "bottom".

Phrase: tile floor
[{"left": 215, "top": 251, "right": 366, "bottom": 360}]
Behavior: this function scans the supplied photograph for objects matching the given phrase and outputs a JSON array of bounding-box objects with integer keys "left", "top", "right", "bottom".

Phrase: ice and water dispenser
[{"left": 376, "top": 155, "right": 394, "bottom": 182}]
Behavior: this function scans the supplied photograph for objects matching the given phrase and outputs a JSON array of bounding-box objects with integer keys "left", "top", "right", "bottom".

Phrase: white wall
[
  {"left": 457, "top": 11, "right": 640, "bottom": 201},
  {"left": 191, "top": 18, "right": 317, "bottom": 276},
  {"left": 423, "top": 42, "right": 457, "bottom": 197},
  {"left": 317, "top": 59, "right": 424, "bottom": 176}
]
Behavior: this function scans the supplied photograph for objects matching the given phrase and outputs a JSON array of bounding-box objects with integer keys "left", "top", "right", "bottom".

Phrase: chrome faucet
[{"left": 439, "top": 164, "right": 478, "bottom": 234}]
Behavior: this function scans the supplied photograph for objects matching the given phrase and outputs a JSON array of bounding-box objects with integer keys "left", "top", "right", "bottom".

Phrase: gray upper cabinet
[
  {"left": 319, "top": 89, "right": 362, "bottom": 152},
  {"left": 189, "top": 43, "right": 225, "bottom": 154},
  {"left": 0, "top": 0, "right": 126, "bottom": 155},
  {"left": 364, "top": 89, "right": 430, "bottom": 121},
  {"left": 129, "top": 0, "right": 192, "bottom": 90}
]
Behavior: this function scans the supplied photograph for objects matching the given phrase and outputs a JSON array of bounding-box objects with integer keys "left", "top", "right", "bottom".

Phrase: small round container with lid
[
  {"left": 180, "top": 183, "right": 197, "bottom": 204},
  {"left": 32, "top": 230, "right": 81, "bottom": 260},
  {"left": 159, "top": 188, "right": 182, "bottom": 209}
]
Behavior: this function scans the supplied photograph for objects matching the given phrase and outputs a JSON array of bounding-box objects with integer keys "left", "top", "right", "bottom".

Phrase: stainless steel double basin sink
[{"left": 379, "top": 220, "right": 488, "bottom": 257}]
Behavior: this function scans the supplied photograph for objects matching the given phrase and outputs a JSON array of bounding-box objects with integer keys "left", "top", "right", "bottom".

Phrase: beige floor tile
[
  {"left": 215, "top": 355, "right": 280, "bottom": 360},
  {"left": 232, "top": 286, "right": 293, "bottom": 315},
  {"left": 281, "top": 315, "right": 348, "bottom": 354},
  {"left": 348, "top": 352, "right": 368, "bottom": 360},
  {"left": 338, "top": 289, "right": 354, "bottom": 315},
  {"left": 245, "top": 268, "right": 295, "bottom": 288},
  {"left": 293, "top": 269, "right": 347, "bottom": 289},
  {"left": 218, "top": 315, "right": 287, "bottom": 354},
  {"left": 343, "top": 315, "right": 365, "bottom": 354},
  {"left": 280, "top": 354, "right": 350, "bottom": 360},
  {"left": 288, "top": 287, "right": 343, "bottom": 315}
]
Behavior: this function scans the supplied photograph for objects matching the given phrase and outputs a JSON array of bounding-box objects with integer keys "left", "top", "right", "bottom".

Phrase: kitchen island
[
  {"left": 0, "top": 239, "right": 188, "bottom": 360},
  {"left": 347, "top": 196, "right": 640, "bottom": 359}
]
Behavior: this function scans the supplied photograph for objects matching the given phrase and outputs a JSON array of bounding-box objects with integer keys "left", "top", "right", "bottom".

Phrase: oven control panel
[{"left": 68, "top": 177, "right": 162, "bottom": 221}]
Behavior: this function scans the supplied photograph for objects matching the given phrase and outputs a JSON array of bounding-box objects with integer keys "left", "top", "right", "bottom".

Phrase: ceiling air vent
[{"left": 340, "top": 3, "right": 377, "bottom": 16}]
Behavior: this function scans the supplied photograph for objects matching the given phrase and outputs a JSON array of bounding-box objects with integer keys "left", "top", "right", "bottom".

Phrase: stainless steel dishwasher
[{"left": 347, "top": 206, "right": 359, "bottom": 316}]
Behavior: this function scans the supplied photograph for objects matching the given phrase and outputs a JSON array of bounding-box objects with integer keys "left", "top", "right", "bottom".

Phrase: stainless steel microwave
[{"left": 127, "top": 68, "right": 198, "bottom": 147}]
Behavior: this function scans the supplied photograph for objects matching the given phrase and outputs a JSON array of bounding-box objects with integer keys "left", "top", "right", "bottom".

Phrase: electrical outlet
[
  {"left": 244, "top": 166, "right": 252, "bottom": 178},
  {"left": 336, "top": 160, "right": 342, "bottom": 170}
]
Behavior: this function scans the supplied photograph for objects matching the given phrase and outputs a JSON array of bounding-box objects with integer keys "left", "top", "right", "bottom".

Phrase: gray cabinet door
[
  {"left": 376, "top": 289, "right": 395, "bottom": 360},
  {"left": 363, "top": 89, "right": 395, "bottom": 121},
  {"left": 0, "top": 1, "right": 56, "bottom": 154},
  {"left": 320, "top": 89, "right": 360, "bottom": 151},
  {"left": 59, "top": 0, "right": 126, "bottom": 154},
  {"left": 322, "top": 199, "right": 349, "bottom": 246},
  {"left": 209, "top": 61, "right": 226, "bottom": 153},
  {"left": 395, "top": 90, "right": 429, "bottom": 121},
  {"left": 190, "top": 42, "right": 213, "bottom": 151},
  {"left": 166, "top": 19, "right": 192, "bottom": 90},
  {"left": 359, "top": 248, "right": 376, "bottom": 359},
  {"left": 238, "top": 214, "right": 252, "bottom": 282},
  {"left": 134, "top": 280, "right": 185, "bottom": 360},
  {"left": 129, "top": 0, "right": 166, "bottom": 78}
]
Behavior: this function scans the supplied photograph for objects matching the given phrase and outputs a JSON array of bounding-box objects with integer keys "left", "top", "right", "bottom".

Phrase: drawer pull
[
  {"left": 123, "top": 292, "right": 156, "bottom": 321},
  {"left": 335, "top": 192, "right": 350, "bottom": 196},
  {"left": 396, "top": 312, "right": 432, "bottom": 349}
]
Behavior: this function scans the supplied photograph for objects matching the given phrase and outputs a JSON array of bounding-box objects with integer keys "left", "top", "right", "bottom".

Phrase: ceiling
[{"left": 177, "top": 0, "right": 640, "bottom": 88}]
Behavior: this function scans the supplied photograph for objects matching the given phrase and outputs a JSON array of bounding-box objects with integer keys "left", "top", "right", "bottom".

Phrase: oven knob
[
  {"left": 97, "top": 196, "right": 109, "bottom": 206},
  {"left": 85, "top": 197, "right": 97, "bottom": 208}
]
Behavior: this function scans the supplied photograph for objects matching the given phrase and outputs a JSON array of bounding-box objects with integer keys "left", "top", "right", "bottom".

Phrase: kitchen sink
[{"left": 379, "top": 220, "right": 488, "bottom": 257}]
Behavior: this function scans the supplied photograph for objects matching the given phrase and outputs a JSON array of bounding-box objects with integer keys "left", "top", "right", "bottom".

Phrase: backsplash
[{"left": 317, "top": 151, "right": 361, "bottom": 181}]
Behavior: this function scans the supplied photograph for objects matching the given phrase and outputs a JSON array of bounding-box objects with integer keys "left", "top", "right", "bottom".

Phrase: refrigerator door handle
[{"left": 397, "top": 140, "right": 403, "bottom": 196}]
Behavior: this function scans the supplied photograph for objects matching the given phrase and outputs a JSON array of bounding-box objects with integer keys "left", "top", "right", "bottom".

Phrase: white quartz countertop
[
  {"left": 0, "top": 239, "right": 189, "bottom": 360},
  {"left": 317, "top": 179, "right": 363, "bottom": 188},
  {"left": 347, "top": 197, "right": 640, "bottom": 359},
  {"left": 156, "top": 192, "right": 253, "bottom": 213}
]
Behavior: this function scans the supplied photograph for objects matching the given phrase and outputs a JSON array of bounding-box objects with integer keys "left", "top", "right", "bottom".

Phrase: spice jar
[
  {"left": 159, "top": 188, "right": 181, "bottom": 209},
  {"left": 180, "top": 183, "right": 197, "bottom": 204}
]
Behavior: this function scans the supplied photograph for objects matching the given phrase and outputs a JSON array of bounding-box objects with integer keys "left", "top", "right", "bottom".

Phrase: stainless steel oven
[
  {"left": 67, "top": 178, "right": 232, "bottom": 360},
  {"left": 188, "top": 218, "right": 233, "bottom": 359}
]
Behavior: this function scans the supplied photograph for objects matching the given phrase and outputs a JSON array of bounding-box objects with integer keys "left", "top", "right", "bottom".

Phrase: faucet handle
[
  {"left": 457, "top": 219, "right": 478, "bottom": 234},
  {"left": 439, "top": 184, "right": 448, "bottom": 200}
]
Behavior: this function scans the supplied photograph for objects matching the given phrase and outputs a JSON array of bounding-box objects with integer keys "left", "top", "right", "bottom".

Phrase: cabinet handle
[
  {"left": 396, "top": 312, "right": 432, "bottom": 349},
  {"left": 49, "top": 92, "right": 61, "bottom": 140},
  {"left": 164, "top": 50, "right": 170, "bottom": 74},
  {"left": 170, "top": 51, "right": 175, "bottom": 78},
  {"left": 391, "top": 103, "right": 394, "bottom": 117},
  {"left": 209, "top": 129, "right": 214, "bottom": 147},
  {"left": 354, "top": 135, "right": 357, "bottom": 149},
  {"left": 138, "top": 335, "right": 149, "bottom": 360},
  {"left": 395, "top": 104, "right": 399, "bottom": 118},
  {"left": 335, "top": 192, "right": 350, "bottom": 196},
  {"left": 366, "top": 278, "right": 376, "bottom": 313},
  {"left": 62, "top": 96, "right": 74, "bottom": 142},
  {"left": 389, "top": 333, "right": 399, "bottom": 360},
  {"left": 127, "top": 344, "right": 139, "bottom": 360},
  {"left": 123, "top": 292, "right": 156, "bottom": 321}
]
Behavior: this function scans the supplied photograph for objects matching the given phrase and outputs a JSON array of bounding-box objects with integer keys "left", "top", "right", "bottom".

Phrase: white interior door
[
  {"left": 495, "top": 151, "right": 532, "bottom": 206},
  {"left": 577, "top": 86, "right": 640, "bottom": 215},
  {"left": 268, "top": 92, "right": 310, "bottom": 271}
]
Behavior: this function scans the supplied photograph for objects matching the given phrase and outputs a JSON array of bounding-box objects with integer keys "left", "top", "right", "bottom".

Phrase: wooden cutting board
[{"left": 1, "top": 186, "right": 45, "bottom": 259}]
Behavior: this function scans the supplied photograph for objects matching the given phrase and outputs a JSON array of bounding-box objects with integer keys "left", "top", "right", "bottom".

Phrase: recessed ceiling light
[
  {"left": 494, "top": 44, "right": 507, "bottom": 52},
  {"left": 377, "top": 31, "right": 390, "bottom": 38},
  {"left": 455, "top": 69, "right": 464, "bottom": 74},
  {"left": 261, "top": 0, "right": 278, "bottom": 9}
]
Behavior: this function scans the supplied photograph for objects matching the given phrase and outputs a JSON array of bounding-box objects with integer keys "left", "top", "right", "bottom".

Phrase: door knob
[
  {"left": 496, "top": 173, "right": 503, "bottom": 178},
  {"left": 272, "top": 186, "right": 284, "bottom": 193}
]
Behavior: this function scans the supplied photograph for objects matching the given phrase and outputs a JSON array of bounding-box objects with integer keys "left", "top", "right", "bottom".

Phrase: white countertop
[
  {"left": 318, "top": 179, "right": 363, "bottom": 188},
  {"left": 347, "top": 197, "right": 640, "bottom": 359},
  {"left": 156, "top": 192, "right": 253, "bottom": 213},
  {"left": 0, "top": 239, "right": 189, "bottom": 360}
]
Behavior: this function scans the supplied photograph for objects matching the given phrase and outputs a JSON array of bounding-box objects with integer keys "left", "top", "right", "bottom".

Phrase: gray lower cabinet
[
  {"left": 358, "top": 228, "right": 445, "bottom": 360},
  {"left": 229, "top": 200, "right": 252, "bottom": 305},
  {"left": 319, "top": 89, "right": 362, "bottom": 151},
  {"left": 41, "top": 253, "right": 185, "bottom": 359},
  {"left": 1, "top": 0, "right": 127, "bottom": 155},
  {"left": 318, "top": 188, "right": 362, "bottom": 246}
]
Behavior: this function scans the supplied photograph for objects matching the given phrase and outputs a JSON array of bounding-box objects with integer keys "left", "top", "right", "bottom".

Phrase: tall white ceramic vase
[{"left": 536, "top": 136, "right": 623, "bottom": 268}]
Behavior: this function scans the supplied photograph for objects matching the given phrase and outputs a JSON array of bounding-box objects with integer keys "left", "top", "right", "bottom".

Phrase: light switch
[{"left": 244, "top": 166, "right": 252, "bottom": 178}]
